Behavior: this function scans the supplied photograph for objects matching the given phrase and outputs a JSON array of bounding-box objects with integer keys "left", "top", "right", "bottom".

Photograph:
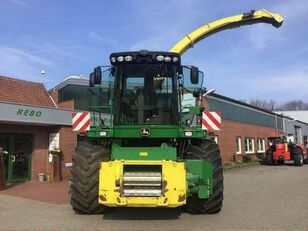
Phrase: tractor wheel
[
  {"left": 70, "top": 136, "right": 110, "bottom": 214},
  {"left": 293, "top": 148, "right": 304, "bottom": 167},
  {"left": 185, "top": 139, "right": 223, "bottom": 214},
  {"left": 265, "top": 152, "right": 273, "bottom": 165},
  {"left": 303, "top": 154, "right": 308, "bottom": 165}
]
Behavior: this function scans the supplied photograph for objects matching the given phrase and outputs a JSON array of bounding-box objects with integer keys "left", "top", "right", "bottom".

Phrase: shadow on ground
[{"left": 102, "top": 207, "right": 184, "bottom": 220}]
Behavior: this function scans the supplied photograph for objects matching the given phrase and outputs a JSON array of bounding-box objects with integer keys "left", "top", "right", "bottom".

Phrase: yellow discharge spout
[{"left": 170, "top": 9, "right": 283, "bottom": 55}]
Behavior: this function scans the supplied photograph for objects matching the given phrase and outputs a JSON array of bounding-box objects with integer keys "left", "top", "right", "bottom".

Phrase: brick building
[
  {"left": 0, "top": 76, "right": 75, "bottom": 183},
  {"left": 207, "top": 94, "right": 283, "bottom": 162}
]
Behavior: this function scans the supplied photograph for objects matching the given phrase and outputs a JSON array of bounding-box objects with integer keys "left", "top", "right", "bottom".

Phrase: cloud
[
  {"left": 6, "top": 0, "right": 31, "bottom": 8},
  {"left": 127, "top": 0, "right": 209, "bottom": 52},
  {"left": 248, "top": 0, "right": 308, "bottom": 50},
  {"left": 249, "top": 66, "right": 308, "bottom": 101},
  {"left": 88, "top": 31, "right": 122, "bottom": 49},
  {"left": 0, "top": 45, "right": 53, "bottom": 82}
]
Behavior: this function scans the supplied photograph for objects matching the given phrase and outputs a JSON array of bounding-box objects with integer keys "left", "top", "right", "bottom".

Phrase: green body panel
[
  {"left": 183, "top": 159, "right": 213, "bottom": 199},
  {"left": 111, "top": 141, "right": 176, "bottom": 160},
  {"left": 189, "top": 106, "right": 204, "bottom": 115},
  {"left": 87, "top": 125, "right": 206, "bottom": 139}
]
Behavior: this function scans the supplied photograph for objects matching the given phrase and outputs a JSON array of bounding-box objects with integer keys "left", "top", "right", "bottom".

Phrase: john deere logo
[{"left": 140, "top": 128, "right": 150, "bottom": 137}]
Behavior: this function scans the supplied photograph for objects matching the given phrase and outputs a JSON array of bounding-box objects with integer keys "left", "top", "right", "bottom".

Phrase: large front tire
[
  {"left": 70, "top": 136, "right": 109, "bottom": 214},
  {"left": 293, "top": 148, "right": 303, "bottom": 167},
  {"left": 185, "top": 139, "right": 223, "bottom": 214}
]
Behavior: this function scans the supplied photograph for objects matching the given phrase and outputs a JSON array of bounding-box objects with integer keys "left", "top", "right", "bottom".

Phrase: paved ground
[
  {"left": 0, "top": 180, "right": 68, "bottom": 204},
  {"left": 0, "top": 164, "right": 308, "bottom": 231}
]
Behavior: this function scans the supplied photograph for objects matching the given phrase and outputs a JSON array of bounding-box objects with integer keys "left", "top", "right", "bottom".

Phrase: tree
[{"left": 243, "top": 99, "right": 308, "bottom": 111}]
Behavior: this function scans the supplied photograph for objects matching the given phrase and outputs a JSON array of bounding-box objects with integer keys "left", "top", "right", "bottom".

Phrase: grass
[{"left": 223, "top": 159, "right": 261, "bottom": 170}]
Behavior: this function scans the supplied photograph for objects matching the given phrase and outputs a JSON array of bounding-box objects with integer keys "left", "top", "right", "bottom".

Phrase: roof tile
[{"left": 0, "top": 76, "right": 56, "bottom": 108}]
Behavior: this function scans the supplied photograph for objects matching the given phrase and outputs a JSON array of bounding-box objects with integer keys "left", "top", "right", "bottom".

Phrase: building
[
  {"left": 275, "top": 110, "right": 308, "bottom": 124},
  {"left": 0, "top": 76, "right": 75, "bottom": 184},
  {"left": 207, "top": 95, "right": 308, "bottom": 161},
  {"left": 207, "top": 94, "right": 285, "bottom": 162}
]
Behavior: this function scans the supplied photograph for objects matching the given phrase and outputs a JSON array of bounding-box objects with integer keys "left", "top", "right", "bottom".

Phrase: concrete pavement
[{"left": 0, "top": 165, "right": 307, "bottom": 230}]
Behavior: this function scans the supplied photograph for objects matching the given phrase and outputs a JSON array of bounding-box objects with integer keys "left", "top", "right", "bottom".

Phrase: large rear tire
[
  {"left": 70, "top": 136, "right": 110, "bottom": 214},
  {"left": 293, "top": 148, "right": 303, "bottom": 166},
  {"left": 185, "top": 139, "right": 223, "bottom": 214},
  {"left": 265, "top": 152, "right": 273, "bottom": 165},
  {"left": 303, "top": 153, "right": 308, "bottom": 165}
]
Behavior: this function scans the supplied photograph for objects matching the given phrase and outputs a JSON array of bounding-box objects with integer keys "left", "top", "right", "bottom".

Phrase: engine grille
[{"left": 122, "top": 171, "right": 162, "bottom": 197}]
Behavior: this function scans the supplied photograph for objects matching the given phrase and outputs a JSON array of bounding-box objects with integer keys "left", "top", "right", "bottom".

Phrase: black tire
[
  {"left": 265, "top": 152, "right": 273, "bottom": 165},
  {"left": 303, "top": 154, "right": 308, "bottom": 165},
  {"left": 185, "top": 139, "right": 223, "bottom": 214},
  {"left": 70, "top": 136, "right": 110, "bottom": 214},
  {"left": 293, "top": 148, "right": 303, "bottom": 166}
]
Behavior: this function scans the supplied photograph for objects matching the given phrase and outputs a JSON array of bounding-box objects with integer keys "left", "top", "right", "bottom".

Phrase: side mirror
[
  {"left": 93, "top": 66, "right": 102, "bottom": 85},
  {"left": 190, "top": 66, "right": 199, "bottom": 84},
  {"left": 89, "top": 72, "right": 94, "bottom": 87}
]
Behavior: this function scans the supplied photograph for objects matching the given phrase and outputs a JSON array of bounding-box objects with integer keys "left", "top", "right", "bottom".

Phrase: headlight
[
  {"left": 117, "top": 56, "right": 124, "bottom": 62},
  {"left": 185, "top": 131, "right": 192, "bottom": 137},
  {"left": 172, "top": 56, "right": 179, "bottom": 63},
  {"left": 156, "top": 55, "right": 164, "bottom": 61},
  {"left": 100, "top": 131, "right": 107, "bottom": 136},
  {"left": 125, "top": 55, "right": 133, "bottom": 61},
  {"left": 110, "top": 57, "right": 116, "bottom": 63},
  {"left": 164, "top": 56, "right": 171, "bottom": 62}
]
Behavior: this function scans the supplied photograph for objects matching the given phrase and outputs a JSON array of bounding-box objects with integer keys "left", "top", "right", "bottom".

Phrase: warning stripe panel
[
  {"left": 72, "top": 112, "right": 90, "bottom": 133},
  {"left": 202, "top": 111, "right": 221, "bottom": 131}
]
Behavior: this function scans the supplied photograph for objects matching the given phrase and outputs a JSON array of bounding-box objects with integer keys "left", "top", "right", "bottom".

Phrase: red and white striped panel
[
  {"left": 72, "top": 112, "right": 91, "bottom": 133},
  {"left": 202, "top": 111, "right": 221, "bottom": 131}
]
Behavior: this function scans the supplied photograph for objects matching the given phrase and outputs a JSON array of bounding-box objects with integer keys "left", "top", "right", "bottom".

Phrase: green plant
[{"left": 243, "top": 155, "right": 252, "bottom": 163}]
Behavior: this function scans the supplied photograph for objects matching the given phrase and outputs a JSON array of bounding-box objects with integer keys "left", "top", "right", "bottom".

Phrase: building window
[
  {"left": 294, "top": 126, "right": 302, "bottom": 144},
  {"left": 257, "top": 138, "right": 265, "bottom": 153},
  {"left": 236, "top": 137, "right": 241, "bottom": 154},
  {"left": 244, "top": 138, "right": 254, "bottom": 154}
]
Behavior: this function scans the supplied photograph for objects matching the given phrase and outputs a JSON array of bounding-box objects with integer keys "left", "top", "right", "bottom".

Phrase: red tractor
[{"left": 265, "top": 135, "right": 308, "bottom": 166}]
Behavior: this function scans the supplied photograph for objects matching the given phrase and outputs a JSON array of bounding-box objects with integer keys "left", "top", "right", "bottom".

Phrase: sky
[{"left": 0, "top": 0, "right": 307, "bottom": 103}]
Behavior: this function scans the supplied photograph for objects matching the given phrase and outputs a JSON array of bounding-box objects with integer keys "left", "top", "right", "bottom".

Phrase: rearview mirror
[
  {"left": 93, "top": 66, "right": 102, "bottom": 85},
  {"left": 89, "top": 72, "right": 94, "bottom": 87},
  {"left": 190, "top": 66, "right": 199, "bottom": 84}
]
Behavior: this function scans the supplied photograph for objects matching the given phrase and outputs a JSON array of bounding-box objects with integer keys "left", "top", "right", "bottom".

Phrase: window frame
[
  {"left": 244, "top": 137, "right": 255, "bottom": 154},
  {"left": 236, "top": 137, "right": 242, "bottom": 154},
  {"left": 257, "top": 138, "right": 265, "bottom": 153}
]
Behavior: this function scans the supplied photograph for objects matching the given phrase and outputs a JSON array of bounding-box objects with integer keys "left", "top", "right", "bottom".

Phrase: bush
[{"left": 243, "top": 155, "right": 252, "bottom": 163}]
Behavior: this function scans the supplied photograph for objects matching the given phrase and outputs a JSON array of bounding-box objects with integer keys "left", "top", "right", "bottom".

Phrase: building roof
[
  {"left": 49, "top": 75, "right": 88, "bottom": 92},
  {"left": 275, "top": 110, "right": 308, "bottom": 124},
  {"left": 0, "top": 75, "right": 56, "bottom": 108},
  {"left": 210, "top": 93, "right": 281, "bottom": 117}
]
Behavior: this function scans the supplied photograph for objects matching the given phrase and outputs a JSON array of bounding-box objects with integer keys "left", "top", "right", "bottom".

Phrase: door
[
  {"left": 0, "top": 134, "right": 32, "bottom": 183},
  {"left": 8, "top": 135, "right": 32, "bottom": 183},
  {"left": 0, "top": 136, "right": 9, "bottom": 181}
]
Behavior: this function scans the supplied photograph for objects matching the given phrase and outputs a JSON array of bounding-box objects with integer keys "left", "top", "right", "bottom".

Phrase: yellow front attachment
[{"left": 98, "top": 160, "right": 186, "bottom": 207}]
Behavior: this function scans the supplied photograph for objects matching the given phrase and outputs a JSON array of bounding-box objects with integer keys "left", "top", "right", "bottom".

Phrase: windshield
[{"left": 114, "top": 64, "right": 178, "bottom": 125}]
